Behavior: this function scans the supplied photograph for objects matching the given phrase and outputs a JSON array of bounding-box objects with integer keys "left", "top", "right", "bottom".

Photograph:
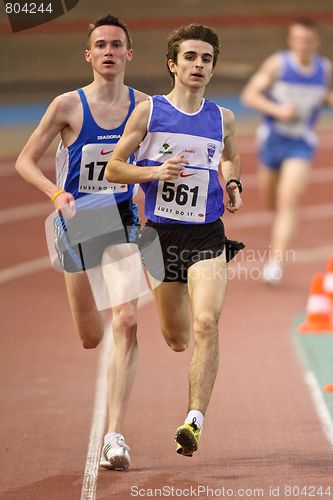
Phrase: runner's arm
[
  {"left": 221, "top": 108, "right": 242, "bottom": 213},
  {"left": 15, "top": 94, "right": 75, "bottom": 209},
  {"left": 326, "top": 91, "right": 333, "bottom": 106},
  {"left": 240, "top": 54, "right": 298, "bottom": 122},
  {"left": 106, "top": 100, "right": 185, "bottom": 183},
  {"left": 324, "top": 60, "right": 333, "bottom": 106}
]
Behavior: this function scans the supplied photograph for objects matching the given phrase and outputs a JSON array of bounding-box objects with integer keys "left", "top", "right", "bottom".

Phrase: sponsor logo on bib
[
  {"left": 159, "top": 143, "right": 173, "bottom": 155},
  {"left": 207, "top": 143, "right": 217, "bottom": 165}
]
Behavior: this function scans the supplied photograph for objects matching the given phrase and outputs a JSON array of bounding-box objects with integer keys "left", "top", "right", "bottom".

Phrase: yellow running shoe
[{"left": 175, "top": 417, "right": 201, "bottom": 457}]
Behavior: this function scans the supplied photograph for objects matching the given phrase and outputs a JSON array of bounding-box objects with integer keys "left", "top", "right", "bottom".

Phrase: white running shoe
[
  {"left": 100, "top": 433, "right": 131, "bottom": 471},
  {"left": 262, "top": 260, "right": 283, "bottom": 285}
]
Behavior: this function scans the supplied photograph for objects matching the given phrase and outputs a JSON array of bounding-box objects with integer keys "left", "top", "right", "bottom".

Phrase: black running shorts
[{"left": 143, "top": 218, "right": 244, "bottom": 283}]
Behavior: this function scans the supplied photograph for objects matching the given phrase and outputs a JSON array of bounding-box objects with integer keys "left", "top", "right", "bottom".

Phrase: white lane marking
[
  {"left": 241, "top": 165, "right": 333, "bottom": 188},
  {"left": 1, "top": 199, "right": 332, "bottom": 229},
  {"left": 80, "top": 293, "right": 152, "bottom": 500},
  {"left": 4, "top": 199, "right": 330, "bottom": 230},
  {"left": 305, "top": 371, "right": 333, "bottom": 448},
  {"left": 295, "top": 246, "right": 333, "bottom": 263},
  {"left": 0, "top": 157, "right": 53, "bottom": 177},
  {"left": 0, "top": 257, "right": 50, "bottom": 284},
  {"left": 80, "top": 325, "right": 113, "bottom": 500},
  {"left": 1, "top": 244, "right": 332, "bottom": 287},
  {"left": 226, "top": 202, "right": 333, "bottom": 229},
  {"left": 228, "top": 245, "right": 333, "bottom": 271},
  {"left": 0, "top": 202, "right": 50, "bottom": 224}
]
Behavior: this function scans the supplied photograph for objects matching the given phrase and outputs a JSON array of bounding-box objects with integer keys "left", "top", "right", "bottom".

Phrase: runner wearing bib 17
[
  {"left": 16, "top": 15, "right": 148, "bottom": 471},
  {"left": 106, "top": 23, "right": 244, "bottom": 458},
  {"left": 54, "top": 86, "right": 139, "bottom": 273}
]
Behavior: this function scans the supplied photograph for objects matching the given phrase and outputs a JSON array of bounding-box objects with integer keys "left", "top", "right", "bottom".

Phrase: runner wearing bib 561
[{"left": 106, "top": 23, "right": 244, "bottom": 457}]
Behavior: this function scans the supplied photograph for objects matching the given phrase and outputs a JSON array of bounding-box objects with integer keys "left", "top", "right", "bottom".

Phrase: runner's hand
[
  {"left": 226, "top": 183, "right": 242, "bottom": 213},
  {"left": 156, "top": 155, "right": 188, "bottom": 180},
  {"left": 277, "top": 103, "right": 298, "bottom": 123},
  {"left": 53, "top": 191, "right": 76, "bottom": 219}
]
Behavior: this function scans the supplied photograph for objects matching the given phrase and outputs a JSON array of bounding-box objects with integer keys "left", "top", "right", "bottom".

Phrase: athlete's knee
[
  {"left": 73, "top": 313, "right": 104, "bottom": 350},
  {"left": 80, "top": 330, "right": 103, "bottom": 349},
  {"left": 193, "top": 311, "right": 219, "bottom": 339},
  {"left": 82, "top": 339, "right": 99, "bottom": 349},
  {"left": 162, "top": 329, "right": 189, "bottom": 352},
  {"left": 112, "top": 307, "right": 138, "bottom": 352},
  {"left": 112, "top": 305, "right": 137, "bottom": 332},
  {"left": 276, "top": 181, "right": 304, "bottom": 209},
  {"left": 276, "top": 194, "right": 298, "bottom": 211},
  {"left": 168, "top": 340, "right": 189, "bottom": 352}
]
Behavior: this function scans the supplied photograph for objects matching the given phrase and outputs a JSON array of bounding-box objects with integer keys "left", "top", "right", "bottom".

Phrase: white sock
[
  {"left": 185, "top": 410, "right": 204, "bottom": 430},
  {"left": 104, "top": 432, "right": 118, "bottom": 444}
]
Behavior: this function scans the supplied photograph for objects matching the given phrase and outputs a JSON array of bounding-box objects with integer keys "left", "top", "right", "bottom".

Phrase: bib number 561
[{"left": 161, "top": 181, "right": 199, "bottom": 207}]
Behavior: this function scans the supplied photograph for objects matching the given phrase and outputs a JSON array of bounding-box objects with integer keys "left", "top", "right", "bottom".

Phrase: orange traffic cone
[
  {"left": 299, "top": 273, "right": 333, "bottom": 333},
  {"left": 324, "top": 384, "right": 333, "bottom": 393},
  {"left": 323, "top": 255, "right": 333, "bottom": 304}
]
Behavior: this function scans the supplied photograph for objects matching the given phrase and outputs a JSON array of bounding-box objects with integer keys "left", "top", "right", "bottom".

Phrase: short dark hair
[
  {"left": 166, "top": 24, "right": 220, "bottom": 85},
  {"left": 290, "top": 17, "right": 317, "bottom": 30},
  {"left": 87, "top": 14, "right": 132, "bottom": 49}
]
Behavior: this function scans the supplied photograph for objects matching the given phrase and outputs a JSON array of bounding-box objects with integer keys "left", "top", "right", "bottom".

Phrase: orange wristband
[{"left": 51, "top": 189, "right": 65, "bottom": 203}]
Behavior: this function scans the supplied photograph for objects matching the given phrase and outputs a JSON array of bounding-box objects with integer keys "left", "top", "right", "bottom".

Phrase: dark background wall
[{"left": 1, "top": 0, "right": 333, "bottom": 103}]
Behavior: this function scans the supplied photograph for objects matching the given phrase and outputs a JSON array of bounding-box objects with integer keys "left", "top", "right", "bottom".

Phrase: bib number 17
[{"left": 85, "top": 161, "right": 107, "bottom": 182}]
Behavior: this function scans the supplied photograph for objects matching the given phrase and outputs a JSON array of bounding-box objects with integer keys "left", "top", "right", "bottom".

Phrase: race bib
[
  {"left": 78, "top": 144, "right": 128, "bottom": 195},
  {"left": 154, "top": 167, "right": 209, "bottom": 222}
]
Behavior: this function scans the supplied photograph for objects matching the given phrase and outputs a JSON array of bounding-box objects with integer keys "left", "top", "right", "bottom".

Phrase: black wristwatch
[{"left": 226, "top": 178, "right": 243, "bottom": 193}]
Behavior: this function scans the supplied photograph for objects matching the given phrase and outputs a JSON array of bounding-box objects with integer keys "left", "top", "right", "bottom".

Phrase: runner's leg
[
  {"left": 107, "top": 299, "right": 138, "bottom": 434},
  {"left": 271, "top": 158, "right": 311, "bottom": 260},
  {"left": 64, "top": 271, "right": 105, "bottom": 349},
  {"left": 258, "top": 165, "right": 279, "bottom": 210},
  {"left": 187, "top": 251, "right": 227, "bottom": 413},
  {"left": 152, "top": 281, "right": 190, "bottom": 352}
]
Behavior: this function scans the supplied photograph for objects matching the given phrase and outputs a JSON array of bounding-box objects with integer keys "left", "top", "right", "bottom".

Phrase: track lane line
[
  {"left": 80, "top": 293, "right": 152, "bottom": 500},
  {"left": 0, "top": 257, "right": 50, "bottom": 284},
  {"left": 228, "top": 202, "right": 333, "bottom": 229},
  {"left": 0, "top": 174, "right": 333, "bottom": 225},
  {"left": 80, "top": 325, "right": 113, "bottom": 500},
  {"left": 305, "top": 372, "right": 333, "bottom": 448},
  {"left": 0, "top": 202, "right": 50, "bottom": 224},
  {"left": 1, "top": 243, "right": 332, "bottom": 287}
]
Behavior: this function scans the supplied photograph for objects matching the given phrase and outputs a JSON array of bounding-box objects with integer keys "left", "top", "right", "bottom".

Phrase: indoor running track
[{"left": 1, "top": 125, "right": 333, "bottom": 500}]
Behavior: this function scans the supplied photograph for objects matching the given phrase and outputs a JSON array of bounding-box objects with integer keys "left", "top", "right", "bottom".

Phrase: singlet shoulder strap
[
  {"left": 76, "top": 88, "right": 96, "bottom": 124},
  {"left": 123, "top": 87, "right": 136, "bottom": 122}
]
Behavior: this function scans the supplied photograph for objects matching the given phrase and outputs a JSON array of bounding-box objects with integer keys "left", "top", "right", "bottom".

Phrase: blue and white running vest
[
  {"left": 56, "top": 87, "right": 136, "bottom": 204},
  {"left": 262, "top": 51, "right": 329, "bottom": 144},
  {"left": 136, "top": 95, "right": 225, "bottom": 224}
]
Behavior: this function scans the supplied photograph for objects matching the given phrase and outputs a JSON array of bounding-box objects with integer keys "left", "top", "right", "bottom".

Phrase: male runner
[
  {"left": 106, "top": 23, "right": 243, "bottom": 457},
  {"left": 16, "top": 14, "right": 148, "bottom": 470},
  {"left": 241, "top": 18, "right": 333, "bottom": 284}
]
